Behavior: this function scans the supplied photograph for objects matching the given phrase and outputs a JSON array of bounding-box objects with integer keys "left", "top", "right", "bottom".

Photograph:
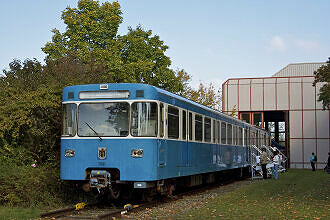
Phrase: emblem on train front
[{"left": 98, "top": 147, "right": 107, "bottom": 160}]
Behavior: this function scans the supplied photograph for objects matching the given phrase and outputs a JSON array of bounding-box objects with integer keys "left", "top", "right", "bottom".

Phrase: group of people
[
  {"left": 310, "top": 151, "right": 330, "bottom": 173},
  {"left": 260, "top": 149, "right": 330, "bottom": 179},
  {"left": 260, "top": 148, "right": 281, "bottom": 179}
]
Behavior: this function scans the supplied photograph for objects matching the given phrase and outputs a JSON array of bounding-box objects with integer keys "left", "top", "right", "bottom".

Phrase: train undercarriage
[{"left": 81, "top": 167, "right": 251, "bottom": 201}]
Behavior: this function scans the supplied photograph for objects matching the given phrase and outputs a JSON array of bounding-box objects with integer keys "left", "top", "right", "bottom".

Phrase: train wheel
[
  {"left": 109, "top": 184, "right": 121, "bottom": 200},
  {"left": 141, "top": 190, "right": 153, "bottom": 202},
  {"left": 120, "top": 186, "right": 133, "bottom": 201}
]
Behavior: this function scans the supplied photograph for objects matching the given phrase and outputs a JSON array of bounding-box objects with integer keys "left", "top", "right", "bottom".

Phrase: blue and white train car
[{"left": 61, "top": 83, "right": 269, "bottom": 199}]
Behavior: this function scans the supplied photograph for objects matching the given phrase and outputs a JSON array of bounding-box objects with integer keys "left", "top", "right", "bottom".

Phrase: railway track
[
  {"left": 40, "top": 201, "right": 158, "bottom": 219},
  {"left": 40, "top": 177, "right": 242, "bottom": 219}
]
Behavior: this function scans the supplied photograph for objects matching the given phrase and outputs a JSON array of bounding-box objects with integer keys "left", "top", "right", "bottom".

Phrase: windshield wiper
[{"left": 85, "top": 122, "right": 103, "bottom": 141}]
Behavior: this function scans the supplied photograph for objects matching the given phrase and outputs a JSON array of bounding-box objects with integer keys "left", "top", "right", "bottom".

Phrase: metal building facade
[{"left": 222, "top": 63, "right": 329, "bottom": 169}]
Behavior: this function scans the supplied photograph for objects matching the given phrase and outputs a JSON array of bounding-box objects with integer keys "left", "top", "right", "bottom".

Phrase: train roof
[{"left": 63, "top": 83, "right": 267, "bottom": 132}]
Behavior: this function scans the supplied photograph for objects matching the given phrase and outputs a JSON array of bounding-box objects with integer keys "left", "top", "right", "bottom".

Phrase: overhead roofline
[{"left": 222, "top": 74, "right": 316, "bottom": 86}]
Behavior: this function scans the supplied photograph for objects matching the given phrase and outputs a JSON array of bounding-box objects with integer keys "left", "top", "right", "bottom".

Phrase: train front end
[{"left": 60, "top": 84, "right": 159, "bottom": 199}]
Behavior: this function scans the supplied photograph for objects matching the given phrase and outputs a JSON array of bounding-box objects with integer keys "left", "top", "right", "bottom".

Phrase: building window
[
  {"left": 195, "top": 115, "right": 203, "bottom": 141},
  {"left": 253, "top": 112, "right": 262, "bottom": 127},
  {"left": 240, "top": 113, "right": 250, "bottom": 124},
  {"left": 168, "top": 106, "right": 179, "bottom": 139},
  {"left": 204, "top": 117, "right": 211, "bottom": 142}
]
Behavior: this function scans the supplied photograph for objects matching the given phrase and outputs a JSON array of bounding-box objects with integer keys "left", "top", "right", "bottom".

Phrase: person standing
[
  {"left": 272, "top": 151, "right": 280, "bottom": 179},
  {"left": 260, "top": 148, "right": 268, "bottom": 179},
  {"left": 310, "top": 152, "right": 317, "bottom": 171}
]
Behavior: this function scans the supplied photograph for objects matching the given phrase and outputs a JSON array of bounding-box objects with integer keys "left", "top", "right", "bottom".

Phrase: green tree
[
  {"left": 313, "top": 58, "right": 330, "bottom": 110},
  {"left": 0, "top": 57, "right": 107, "bottom": 165},
  {"left": 186, "top": 82, "right": 222, "bottom": 110},
  {"left": 42, "top": 0, "right": 185, "bottom": 94}
]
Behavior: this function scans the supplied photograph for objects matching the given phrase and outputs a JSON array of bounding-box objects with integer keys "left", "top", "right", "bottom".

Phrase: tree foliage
[
  {"left": 185, "top": 82, "right": 222, "bottom": 110},
  {"left": 313, "top": 58, "right": 330, "bottom": 110},
  {"left": 42, "top": 0, "right": 185, "bottom": 94},
  {"left": 0, "top": 57, "right": 107, "bottom": 165},
  {"left": 0, "top": 0, "right": 222, "bottom": 168}
]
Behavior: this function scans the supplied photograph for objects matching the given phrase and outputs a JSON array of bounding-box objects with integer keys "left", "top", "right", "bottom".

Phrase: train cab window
[
  {"left": 221, "top": 122, "right": 226, "bottom": 144},
  {"left": 189, "top": 112, "right": 193, "bottom": 141},
  {"left": 227, "top": 124, "right": 232, "bottom": 145},
  {"left": 195, "top": 115, "right": 203, "bottom": 141},
  {"left": 131, "top": 102, "right": 158, "bottom": 137},
  {"left": 204, "top": 117, "right": 211, "bottom": 142},
  {"left": 78, "top": 102, "right": 129, "bottom": 137},
  {"left": 182, "top": 110, "right": 187, "bottom": 140},
  {"left": 168, "top": 106, "right": 179, "bottom": 139},
  {"left": 62, "top": 103, "right": 77, "bottom": 136},
  {"left": 160, "top": 103, "right": 164, "bottom": 137}
]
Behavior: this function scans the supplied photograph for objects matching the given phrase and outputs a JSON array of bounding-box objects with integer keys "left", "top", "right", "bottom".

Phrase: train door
[
  {"left": 213, "top": 119, "right": 220, "bottom": 166},
  {"left": 158, "top": 103, "right": 166, "bottom": 167},
  {"left": 187, "top": 111, "right": 193, "bottom": 167},
  {"left": 181, "top": 109, "right": 189, "bottom": 167},
  {"left": 216, "top": 120, "right": 221, "bottom": 166}
]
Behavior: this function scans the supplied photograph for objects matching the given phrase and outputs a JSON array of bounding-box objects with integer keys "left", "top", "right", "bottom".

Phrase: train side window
[
  {"left": 160, "top": 103, "right": 164, "bottom": 138},
  {"left": 204, "top": 117, "right": 211, "bottom": 142},
  {"left": 62, "top": 103, "right": 77, "bottom": 137},
  {"left": 182, "top": 110, "right": 187, "bottom": 140},
  {"left": 244, "top": 128, "right": 247, "bottom": 146},
  {"left": 217, "top": 121, "right": 220, "bottom": 144},
  {"left": 213, "top": 119, "right": 216, "bottom": 143},
  {"left": 189, "top": 112, "right": 193, "bottom": 141},
  {"left": 227, "top": 124, "right": 232, "bottom": 145},
  {"left": 168, "top": 106, "right": 179, "bottom": 139},
  {"left": 233, "top": 125, "right": 237, "bottom": 145},
  {"left": 195, "top": 114, "right": 203, "bottom": 141},
  {"left": 213, "top": 120, "right": 219, "bottom": 143},
  {"left": 221, "top": 122, "right": 226, "bottom": 144},
  {"left": 239, "top": 127, "right": 243, "bottom": 146}
]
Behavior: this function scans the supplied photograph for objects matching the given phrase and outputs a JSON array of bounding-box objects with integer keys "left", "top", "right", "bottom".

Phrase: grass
[
  {"left": 1, "top": 169, "right": 328, "bottom": 219},
  {"left": 0, "top": 207, "right": 40, "bottom": 220},
  {"left": 176, "top": 169, "right": 330, "bottom": 219}
]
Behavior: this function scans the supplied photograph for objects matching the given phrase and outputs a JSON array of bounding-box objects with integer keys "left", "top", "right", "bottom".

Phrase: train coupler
[{"left": 89, "top": 170, "right": 111, "bottom": 189}]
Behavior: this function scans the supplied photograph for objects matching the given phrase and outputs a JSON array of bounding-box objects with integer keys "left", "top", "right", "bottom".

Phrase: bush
[{"left": 0, "top": 158, "right": 61, "bottom": 207}]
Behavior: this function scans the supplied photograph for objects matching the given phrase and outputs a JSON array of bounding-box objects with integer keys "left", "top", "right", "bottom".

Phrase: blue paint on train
[{"left": 61, "top": 83, "right": 264, "bottom": 184}]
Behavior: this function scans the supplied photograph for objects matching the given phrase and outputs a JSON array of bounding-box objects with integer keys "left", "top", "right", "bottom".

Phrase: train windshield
[
  {"left": 131, "top": 102, "right": 158, "bottom": 137},
  {"left": 62, "top": 104, "right": 77, "bottom": 136},
  {"left": 78, "top": 103, "right": 129, "bottom": 137}
]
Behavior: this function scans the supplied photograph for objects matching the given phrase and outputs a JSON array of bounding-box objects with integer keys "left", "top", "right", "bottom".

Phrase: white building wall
[{"left": 223, "top": 74, "right": 329, "bottom": 169}]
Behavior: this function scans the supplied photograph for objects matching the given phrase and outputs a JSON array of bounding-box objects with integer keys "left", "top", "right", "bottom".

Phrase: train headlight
[
  {"left": 65, "top": 149, "right": 75, "bottom": 157},
  {"left": 131, "top": 149, "right": 143, "bottom": 158}
]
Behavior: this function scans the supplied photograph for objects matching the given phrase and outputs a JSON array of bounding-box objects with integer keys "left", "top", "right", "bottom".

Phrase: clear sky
[{"left": 1, "top": 0, "right": 329, "bottom": 87}]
